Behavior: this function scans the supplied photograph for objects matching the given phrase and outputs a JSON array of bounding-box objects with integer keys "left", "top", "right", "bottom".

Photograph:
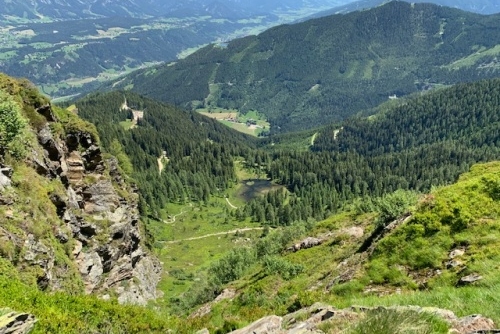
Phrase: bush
[
  {"left": 0, "top": 90, "right": 29, "bottom": 159},
  {"left": 373, "top": 190, "right": 418, "bottom": 226},
  {"left": 263, "top": 256, "right": 303, "bottom": 280},
  {"left": 209, "top": 247, "right": 257, "bottom": 285}
]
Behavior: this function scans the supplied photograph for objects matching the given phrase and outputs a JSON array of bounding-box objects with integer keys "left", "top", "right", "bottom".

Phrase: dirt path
[
  {"left": 158, "top": 156, "right": 164, "bottom": 175},
  {"left": 157, "top": 151, "right": 169, "bottom": 175},
  {"left": 163, "top": 203, "right": 192, "bottom": 224},
  {"left": 164, "top": 227, "right": 263, "bottom": 243},
  {"left": 310, "top": 132, "right": 318, "bottom": 146},
  {"left": 225, "top": 197, "right": 238, "bottom": 209}
]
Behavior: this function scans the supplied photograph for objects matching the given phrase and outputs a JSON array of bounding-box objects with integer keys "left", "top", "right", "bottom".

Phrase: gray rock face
[
  {"left": 0, "top": 309, "right": 36, "bottom": 334},
  {"left": 76, "top": 251, "right": 104, "bottom": 293},
  {"left": 0, "top": 165, "right": 12, "bottom": 191},
  {"left": 22, "top": 234, "right": 54, "bottom": 290},
  {"left": 16, "top": 104, "right": 163, "bottom": 304},
  {"left": 82, "top": 180, "right": 119, "bottom": 213},
  {"left": 66, "top": 151, "right": 85, "bottom": 185}
]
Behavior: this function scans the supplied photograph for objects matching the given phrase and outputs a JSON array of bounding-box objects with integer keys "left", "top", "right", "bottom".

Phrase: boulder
[
  {"left": 289, "top": 237, "right": 323, "bottom": 252},
  {"left": 195, "top": 330, "right": 210, "bottom": 334},
  {"left": 459, "top": 273, "right": 483, "bottom": 285},
  {"left": 0, "top": 309, "right": 36, "bottom": 334},
  {"left": 0, "top": 173, "right": 11, "bottom": 191},
  {"left": 453, "top": 314, "right": 495, "bottom": 333},
  {"left": 449, "top": 249, "right": 465, "bottom": 259},
  {"left": 229, "top": 316, "right": 283, "bottom": 334}
]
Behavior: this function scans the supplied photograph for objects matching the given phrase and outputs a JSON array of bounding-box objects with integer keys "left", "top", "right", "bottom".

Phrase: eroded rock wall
[{"left": 0, "top": 103, "right": 161, "bottom": 305}]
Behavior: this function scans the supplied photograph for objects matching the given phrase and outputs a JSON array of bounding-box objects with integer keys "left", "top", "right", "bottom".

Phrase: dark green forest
[
  {"left": 76, "top": 91, "right": 257, "bottom": 216},
  {"left": 113, "top": 1, "right": 500, "bottom": 133},
  {"left": 241, "top": 79, "right": 500, "bottom": 226},
  {"left": 77, "top": 78, "right": 500, "bottom": 229}
]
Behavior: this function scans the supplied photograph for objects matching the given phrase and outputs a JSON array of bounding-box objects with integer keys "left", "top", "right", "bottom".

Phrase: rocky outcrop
[
  {"left": 224, "top": 303, "right": 498, "bottom": 334},
  {"left": 0, "top": 309, "right": 36, "bottom": 334},
  {"left": 229, "top": 316, "right": 283, "bottom": 334},
  {"left": 288, "top": 237, "right": 324, "bottom": 252},
  {"left": 4, "top": 103, "right": 162, "bottom": 305},
  {"left": 0, "top": 166, "right": 12, "bottom": 191},
  {"left": 190, "top": 288, "right": 237, "bottom": 318}
]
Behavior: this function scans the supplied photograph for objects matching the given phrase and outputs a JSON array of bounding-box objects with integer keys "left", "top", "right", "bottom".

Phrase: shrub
[
  {"left": 0, "top": 90, "right": 29, "bottom": 159},
  {"left": 209, "top": 247, "right": 257, "bottom": 285},
  {"left": 263, "top": 256, "right": 303, "bottom": 280},
  {"left": 373, "top": 190, "right": 418, "bottom": 226}
]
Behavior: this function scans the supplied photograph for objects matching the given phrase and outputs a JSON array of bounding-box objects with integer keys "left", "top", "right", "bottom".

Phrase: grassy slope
[
  {"left": 186, "top": 161, "right": 500, "bottom": 332},
  {"left": 147, "top": 162, "right": 269, "bottom": 311}
]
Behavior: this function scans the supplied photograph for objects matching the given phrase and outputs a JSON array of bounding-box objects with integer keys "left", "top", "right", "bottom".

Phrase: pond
[{"left": 238, "top": 179, "right": 284, "bottom": 201}]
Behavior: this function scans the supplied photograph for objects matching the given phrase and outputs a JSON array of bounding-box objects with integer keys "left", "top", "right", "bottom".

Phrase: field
[
  {"left": 444, "top": 44, "right": 500, "bottom": 69},
  {"left": 198, "top": 109, "right": 270, "bottom": 137},
  {"left": 148, "top": 162, "right": 279, "bottom": 310}
]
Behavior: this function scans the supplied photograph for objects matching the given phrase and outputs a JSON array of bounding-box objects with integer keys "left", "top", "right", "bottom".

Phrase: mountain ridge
[
  {"left": 111, "top": 1, "right": 500, "bottom": 132},
  {"left": 305, "top": 0, "right": 500, "bottom": 19}
]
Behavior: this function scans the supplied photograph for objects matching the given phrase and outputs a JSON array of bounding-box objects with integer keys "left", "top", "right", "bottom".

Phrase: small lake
[{"left": 238, "top": 179, "right": 284, "bottom": 201}]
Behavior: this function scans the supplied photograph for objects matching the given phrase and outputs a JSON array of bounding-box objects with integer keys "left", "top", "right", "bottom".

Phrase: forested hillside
[
  {"left": 80, "top": 77, "right": 500, "bottom": 238},
  {"left": 114, "top": 1, "right": 500, "bottom": 132},
  {"left": 0, "top": 0, "right": 352, "bottom": 100},
  {"left": 76, "top": 91, "right": 257, "bottom": 216},
  {"left": 238, "top": 78, "right": 500, "bottom": 227}
]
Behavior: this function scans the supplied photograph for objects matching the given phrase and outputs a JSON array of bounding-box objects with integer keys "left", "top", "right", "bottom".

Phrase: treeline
[
  {"left": 76, "top": 91, "right": 256, "bottom": 216},
  {"left": 313, "top": 79, "right": 500, "bottom": 154}
]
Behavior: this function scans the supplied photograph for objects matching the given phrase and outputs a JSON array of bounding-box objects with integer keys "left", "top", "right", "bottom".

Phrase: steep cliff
[{"left": 0, "top": 73, "right": 161, "bottom": 305}]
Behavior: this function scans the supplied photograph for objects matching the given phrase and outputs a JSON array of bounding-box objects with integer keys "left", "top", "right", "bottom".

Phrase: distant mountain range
[
  {"left": 111, "top": 1, "right": 500, "bottom": 133},
  {"left": 0, "top": 0, "right": 360, "bottom": 99},
  {"left": 0, "top": 0, "right": 355, "bottom": 21},
  {"left": 307, "top": 0, "right": 500, "bottom": 19}
]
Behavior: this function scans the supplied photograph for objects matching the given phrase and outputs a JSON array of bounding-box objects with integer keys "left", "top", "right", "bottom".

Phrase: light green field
[
  {"left": 148, "top": 161, "right": 276, "bottom": 307},
  {"left": 149, "top": 198, "right": 261, "bottom": 304},
  {"left": 0, "top": 50, "right": 17, "bottom": 60},
  {"left": 198, "top": 109, "right": 270, "bottom": 137},
  {"left": 119, "top": 119, "right": 134, "bottom": 130},
  {"left": 445, "top": 44, "right": 500, "bottom": 69}
]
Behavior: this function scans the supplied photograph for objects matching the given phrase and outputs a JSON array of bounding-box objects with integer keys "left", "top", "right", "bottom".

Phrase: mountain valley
[
  {"left": 0, "top": 0, "right": 355, "bottom": 100},
  {"left": 2, "top": 1, "right": 500, "bottom": 333}
]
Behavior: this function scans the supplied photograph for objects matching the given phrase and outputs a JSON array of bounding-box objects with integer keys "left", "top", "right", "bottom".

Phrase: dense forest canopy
[
  {"left": 78, "top": 78, "right": 500, "bottom": 228},
  {"left": 76, "top": 91, "right": 257, "bottom": 216}
]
